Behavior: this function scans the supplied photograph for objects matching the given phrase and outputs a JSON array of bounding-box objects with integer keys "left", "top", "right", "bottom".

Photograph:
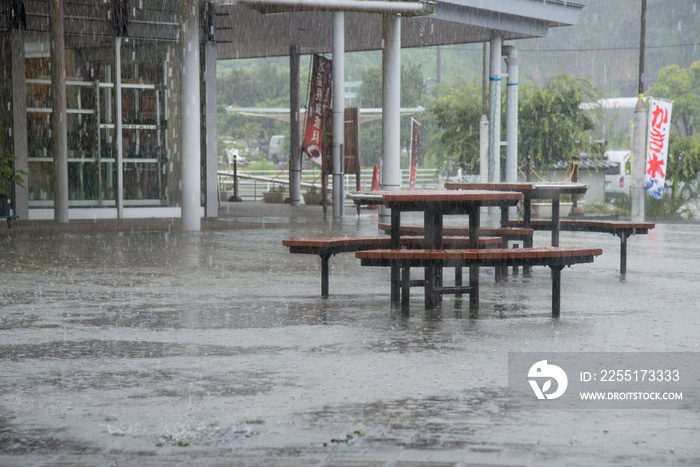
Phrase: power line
[
  {"left": 437, "top": 43, "right": 696, "bottom": 53},
  {"left": 514, "top": 43, "right": 697, "bottom": 53}
]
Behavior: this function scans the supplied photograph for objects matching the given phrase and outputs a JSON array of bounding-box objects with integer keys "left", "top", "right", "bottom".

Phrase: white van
[
  {"left": 268, "top": 135, "right": 288, "bottom": 163},
  {"left": 604, "top": 150, "right": 631, "bottom": 199}
]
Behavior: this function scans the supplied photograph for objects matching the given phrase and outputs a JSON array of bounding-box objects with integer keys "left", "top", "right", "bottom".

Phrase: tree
[
  {"left": 648, "top": 61, "right": 700, "bottom": 193},
  {"left": 648, "top": 61, "right": 699, "bottom": 137},
  {"left": 518, "top": 75, "right": 599, "bottom": 169},
  {"left": 357, "top": 62, "right": 427, "bottom": 167},
  {"left": 427, "top": 79, "right": 482, "bottom": 173},
  {"left": 217, "top": 62, "right": 291, "bottom": 150}
]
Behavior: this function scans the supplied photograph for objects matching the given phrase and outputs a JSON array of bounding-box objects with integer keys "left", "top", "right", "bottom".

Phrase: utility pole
[{"left": 631, "top": 0, "right": 647, "bottom": 222}]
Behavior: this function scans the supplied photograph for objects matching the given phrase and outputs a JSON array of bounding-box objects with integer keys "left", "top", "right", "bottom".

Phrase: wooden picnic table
[
  {"left": 349, "top": 189, "right": 522, "bottom": 309},
  {"left": 445, "top": 182, "right": 589, "bottom": 247}
]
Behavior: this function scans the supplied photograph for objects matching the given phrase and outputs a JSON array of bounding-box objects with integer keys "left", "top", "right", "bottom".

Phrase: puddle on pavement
[{"left": 1, "top": 219, "right": 699, "bottom": 463}]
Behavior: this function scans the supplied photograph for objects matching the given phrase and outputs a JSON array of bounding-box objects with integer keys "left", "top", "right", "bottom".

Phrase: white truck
[{"left": 604, "top": 150, "right": 631, "bottom": 200}]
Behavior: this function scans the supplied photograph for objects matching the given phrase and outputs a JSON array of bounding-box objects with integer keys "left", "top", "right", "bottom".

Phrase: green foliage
[
  {"left": 518, "top": 75, "right": 600, "bottom": 169},
  {"left": 613, "top": 193, "right": 688, "bottom": 219},
  {"left": 648, "top": 61, "right": 700, "bottom": 192},
  {"left": 667, "top": 133, "right": 700, "bottom": 191},
  {"left": 427, "top": 79, "right": 482, "bottom": 172},
  {"left": 0, "top": 152, "right": 26, "bottom": 197},
  {"left": 648, "top": 61, "right": 700, "bottom": 138},
  {"left": 645, "top": 195, "right": 689, "bottom": 220},
  {"left": 217, "top": 62, "right": 291, "bottom": 147},
  {"left": 246, "top": 160, "right": 276, "bottom": 171},
  {"left": 357, "top": 62, "right": 427, "bottom": 167}
]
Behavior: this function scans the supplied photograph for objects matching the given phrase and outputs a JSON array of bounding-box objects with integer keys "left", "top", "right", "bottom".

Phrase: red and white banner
[
  {"left": 645, "top": 98, "right": 673, "bottom": 200},
  {"left": 409, "top": 118, "right": 420, "bottom": 189},
  {"left": 302, "top": 55, "right": 332, "bottom": 164}
]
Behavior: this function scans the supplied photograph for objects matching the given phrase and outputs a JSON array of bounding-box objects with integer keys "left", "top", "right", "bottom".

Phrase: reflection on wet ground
[{"left": 1, "top": 203, "right": 699, "bottom": 465}]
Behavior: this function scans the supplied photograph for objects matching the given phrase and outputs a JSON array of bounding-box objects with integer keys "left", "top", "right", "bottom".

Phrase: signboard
[
  {"left": 302, "top": 55, "right": 332, "bottom": 164},
  {"left": 645, "top": 98, "right": 673, "bottom": 200},
  {"left": 320, "top": 107, "right": 360, "bottom": 175}
]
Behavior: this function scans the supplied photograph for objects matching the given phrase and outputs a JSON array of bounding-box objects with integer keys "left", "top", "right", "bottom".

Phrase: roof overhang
[
  {"left": 213, "top": 0, "right": 584, "bottom": 59},
  {"left": 1, "top": 0, "right": 584, "bottom": 60}
]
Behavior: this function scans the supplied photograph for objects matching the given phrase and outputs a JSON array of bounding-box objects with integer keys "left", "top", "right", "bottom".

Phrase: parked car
[
  {"left": 268, "top": 135, "right": 288, "bottom": 163},
  {"left": 604, "top": 150, "right": 631, "bottom": 200}
]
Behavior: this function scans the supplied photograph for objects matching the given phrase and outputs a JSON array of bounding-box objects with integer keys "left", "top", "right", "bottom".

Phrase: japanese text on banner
[
  {"left": 302, "top": 55, "right": 332, "bottom": 165},
  {"left": 645, "top": 98, "right": 673, "bottom": 200}
]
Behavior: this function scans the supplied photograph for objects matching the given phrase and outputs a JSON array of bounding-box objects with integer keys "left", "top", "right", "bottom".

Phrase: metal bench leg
[
  {"left": 469, "top": 264, "right": 479, "bottom": 317},
  {"left": 551, "top": 265, "right": 564, "bottom": 318},
  {"left": 620, "top": 233, "right": 629, "bottom": 275},
  {"left": 425, "top": 266, "right": 436, "bottom": 309},
  {"left": 401, "top": 266, "right": 410, "bottom": 313},
  {"left": 321, "top": 253, "right": 331, "bottom": 298},
  {"left": 455, "top": 267, "right": 462, "bottom": 298},
  {"left": 391, "top": 262, "right": 401, "bottom": 306}
]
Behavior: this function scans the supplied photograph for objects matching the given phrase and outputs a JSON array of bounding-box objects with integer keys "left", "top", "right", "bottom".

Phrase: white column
[
  {"left": 114, "top": 38, "right": 124, "bottom": 218},
  {"left": 479, "top": 115, "right": 489, "bottom": 183},
  {"left": 289, "top": 45, "right": 301, "bottom": 206},
  {"left": 380, "top": 13, "right": 401, "bottom": 221},
  {"left": 49, "top": 0, "right": 69, "bottom": 223},
  {"left": 332, "top": 11, "right": 345, "bottom": 217},
  {"left": 10, "top": 29, "right": 29, "bottom": 219},
  {"left": 631, "top": 97, "right": 647, "bottom": 222},
  {"left": 204, "top": 39, "right": 219, "bottom": 217},
  {"left": 488, "top": 33, "right": 502, "bottom": 185},
  {"left": 180, "top": 0, "right": 201, "bottom": 231},
  {"left": 504, "top": 45, "right": 518, "bottom": 184}
]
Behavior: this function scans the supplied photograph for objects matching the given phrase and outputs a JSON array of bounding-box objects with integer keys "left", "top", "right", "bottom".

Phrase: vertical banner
[
  {"left": 409, "top": 118, "right": 420, "bottom": 189},
  {"left": 302, "top": 55, "right": 332, "bottom": 165},
  {"left": 645, "top": 98, "right": 673, "bottom": 200}
]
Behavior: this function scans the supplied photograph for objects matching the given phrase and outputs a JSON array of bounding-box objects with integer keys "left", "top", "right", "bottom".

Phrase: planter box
[
  {"left": 303, "top": 192, "right": 325, "bottom": 206},
  {"left": 263, "top": 192, "right": 286, "bottom": 204},
  {"left": 532, "top": 201, "right": 585, "bottom": 218}
]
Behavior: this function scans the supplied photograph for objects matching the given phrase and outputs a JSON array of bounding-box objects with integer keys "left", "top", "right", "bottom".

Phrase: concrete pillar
[
  {"left": 49, "top": 0, "right": 69, "bottom": 223},
  {"left": 479, "top": 42, "right": 488, "bottom": 184},
  {"left": 180, "top": 0, "right": 201, "bottom": 231},
  {"left": 504, "top": 45, "right": 518, "bottom": 184},
  {"left": 10, "top": 29, "right": 29, "bottom": 219},
  {"left": 479, "top": 115, "right": 489, "bottom": 183},
  {"left": 332, "top": 11, "right": 345, "bottom": 217},
  {"left": 289, "top": 45, "right": 301, "bottom": 206},
  {"left": 204, "top": 39, "right": 219, "bottom": 217},
  {"left": 380, "top": 13, "right": 401, "bottom": 222},
  {"left": 488, "top": 32, "right": 502, "bottom": 185},
  {"left": 114, "top": 38, "right": 124, "bottom": 218},
  {"left": 631, "top": 97, "right": 646, "bottom": 222}
]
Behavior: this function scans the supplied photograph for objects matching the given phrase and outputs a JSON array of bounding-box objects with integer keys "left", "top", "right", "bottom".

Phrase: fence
[{"left": 218, "top": 167, "right": 441, "bottom": 202}]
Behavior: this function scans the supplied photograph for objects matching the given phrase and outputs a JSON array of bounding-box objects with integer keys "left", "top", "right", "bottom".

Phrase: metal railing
[{"left": 218, "top": 167, "right": 441, "bottom": 202}]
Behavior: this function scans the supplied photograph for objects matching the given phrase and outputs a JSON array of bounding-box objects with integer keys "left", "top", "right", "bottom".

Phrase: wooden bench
[
  {"left": 283, "top": 235, "right": 502, "bottom": 297},
  {"left": 378, "top": 223, "right": 533, "bottom": 243},
  {"left": 378, "top": 222, "right": 534, "bottom": 280},
  {"left": 507, "top": 219, "right": 654, "bottom": 274},
  {"left": 356, "top": 247, "right": 603, "bottom": 317}
]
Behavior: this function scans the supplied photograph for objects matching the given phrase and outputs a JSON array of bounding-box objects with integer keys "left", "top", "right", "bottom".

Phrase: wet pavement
[{"left": 1, "top": 201, "right": 699, "bottom": 466}]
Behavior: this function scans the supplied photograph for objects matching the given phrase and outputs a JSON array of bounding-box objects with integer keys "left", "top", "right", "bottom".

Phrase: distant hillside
[{"left": 514, "top": 0, "right": 699, "bottom": 96}]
